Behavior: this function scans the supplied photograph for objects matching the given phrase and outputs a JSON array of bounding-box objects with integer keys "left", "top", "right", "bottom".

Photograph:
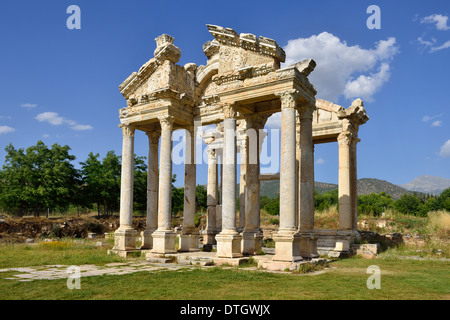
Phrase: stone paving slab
[{"left": 0, "top": 261, "right": 203, "bottom": 282}]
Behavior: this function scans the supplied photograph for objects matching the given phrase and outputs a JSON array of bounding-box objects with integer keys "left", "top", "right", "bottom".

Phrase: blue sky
[{"left": 0, "top": 0, "right": 449, "bottom": 187}]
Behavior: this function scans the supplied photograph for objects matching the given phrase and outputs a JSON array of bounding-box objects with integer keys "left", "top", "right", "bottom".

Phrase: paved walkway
[{"left": 0, "top": 262, "right": 203, "bottom": 282}]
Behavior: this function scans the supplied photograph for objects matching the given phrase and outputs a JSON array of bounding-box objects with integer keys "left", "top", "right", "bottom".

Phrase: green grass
[
  {"left": 0, "top": 241, "right": 448, "bottom": 300},
  {"left": 0, "top": 240, "right": 124, "bottom": 269}
]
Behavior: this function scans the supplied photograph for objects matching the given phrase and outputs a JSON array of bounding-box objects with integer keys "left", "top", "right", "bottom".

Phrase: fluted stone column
[
  {"left": 216, "top": 103, "right": 242, "bottom": 258},
  {"left": 350, "top": 138, "right": 360, "bottom": 231},
  {"left": 203, "top": 148, "right": 218, "bottom": 251},
  {"left": 336, "top": 131, "right": 353, "bottom": 253},
  {"left": 216, "top": 153, "right": 223, "bottom": 234},
  {"left": 238, "top": 135, "right": 247, "bottom": 232},
  {"left": 242, "top": 115, "right": 266, "bottom": 255},
  {"left": 180, "top": 126, "right": 199, "bottom": 251},
  {"left": 273, "top": 90, "right": 302, "bottom": 262},
  {"left": 152, "top": 116, "right": 176, "bottom": 254},
  {"left": 298, "top": 105, "right": 319, "bottom": 258},
  {"left": 141, "top": 130, "right": 160, "bottom": 249},
  {"left": 338, "top": 131, "right": 352, "bottom": 230},
  {"left": 113, "top": 124, "right": 137, "bottom": 254}
]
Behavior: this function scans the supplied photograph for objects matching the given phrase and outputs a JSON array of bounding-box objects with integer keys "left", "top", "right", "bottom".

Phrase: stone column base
[
  {"left": 242, "top": 231, "right": 263, "bottom": 255},
  {"left": 330, "top": 229, "right": 354, "bottom": 257},
  {"left": 179, "top": 233, "right": 200, "bottom": 252},
  {"left": 273, "top": 231, "right": 302, "bottom": 262},
  {"left": 216, "top": 232, "right": 243, "bottom": 258},
  {"left": 113, "top": 228, "right": 137, "bottom": 252},
  {"left": 151, "top": 230, "right": 177, "bottom": 254},
  {"left": 203, "top": 228, "right": 217, "bottom": 245},
  {"left": 298, "top": 231, "right": 319, "bottom": 259},
  {"left": 140, "top": 229, "right": 155, "bottom": 250}
]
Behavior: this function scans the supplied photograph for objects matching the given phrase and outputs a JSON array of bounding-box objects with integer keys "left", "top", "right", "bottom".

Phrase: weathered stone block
[{"left": 216, "top": 233, "right": 243, "bottom": 258}]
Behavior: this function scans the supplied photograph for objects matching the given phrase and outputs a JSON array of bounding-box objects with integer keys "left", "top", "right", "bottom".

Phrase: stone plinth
[
  {"left": 179, "top": 234, "right": 200, "bottom": 252},
  {"left": 241, "top": 231, "right": 263, "bottom": 255},
  {"left": 111, "top": 228, "right": 137, "bottom": 255},
  {"left": 298, "top": 232, "right": 319, "bottom": 258},
  {"left": 272, "top": 231, "right": 302, "bottom": 262},
  {"left": 140, "top": 229, "right": 155, "bottom": 250},
  {"left": 151, "top": 230, "right": 177, "bottom": 254},
  {"left": 215, "top": 232, "right": 243, "bottom": 258}
]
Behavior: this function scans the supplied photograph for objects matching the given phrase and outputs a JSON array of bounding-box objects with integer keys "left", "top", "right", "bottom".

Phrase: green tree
[
  {"left": 393, "top": 193, "right": 428, "bottom": 216},
  {"left": 0, "top": 141, "right": 79, "bottom": 216},
  {"left": 133, "top": 155, "right": 147, "bottom": 214},
  {"left": 357, "top": 192, "right": 394, "bottom": 216},
  {"left": 195, "top": 185, "right": 207, "bottom": 212},
  {"left": 438, "top": 187, "right": 450, "bottom": 211},
  {"left": 314, "top": 189, "right": 339, "bottom": 211}
]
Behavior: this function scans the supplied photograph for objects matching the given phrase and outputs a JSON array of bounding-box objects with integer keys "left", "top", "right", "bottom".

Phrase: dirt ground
[{"left": 0, "top": 215, "right": 147, "bottom": 243}]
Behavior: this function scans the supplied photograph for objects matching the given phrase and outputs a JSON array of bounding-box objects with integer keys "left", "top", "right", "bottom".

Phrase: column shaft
[
  {"left": 298, "top": 107, "right": 315, "bottom": 231},
  {"left": 338, "top": 132, "right": 352, "bottom": 230},
  {"left": 151, "top": 116, "right": 176, "bottom": 255},
  {"left": 222, "top": 117, "right": 237, "bottom": 232},
  {"left": 119, "top": 125, "right": 135, "bottom": 229},
  {"left": 204, "top": 149, "right": 218, "bottom": 248},
  {"left": 141, "top": 131, "right": 159, "bottom": 249},
  {"left": 279, "top": 106, "right": 297, "bottom": 231},
  {"left": 183, "top": 127, "right": 196, "bottom": 233}
]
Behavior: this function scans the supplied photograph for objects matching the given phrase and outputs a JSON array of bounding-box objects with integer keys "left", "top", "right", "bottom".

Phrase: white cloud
[
  {"left": 422, "top": 113, "right": 444, "bottom": 125},
  {"left": 20, "top": 103, "right": 37, "bottom": 108},
  {"left": 0, "top": 115, "right": 12, "bottom": 120},
  {"left": 71, "top": 124, "right": 93, "bottom": 131},
  {"left": 265, "top": 112, "right": 281, "bottom": 129},
  {"left": 343, "top": 63, "right": 391, "bottom": 102},
  {"left": 431, "top": 120, "right": 443, "bottom": 127},
  {"left": 36, "top": 112, "right": 65, "bottom": 125},
  {"left": 439, "top": 139, "right": 450, "bottom": 158},
  {"left": 42, "top": 134, "right": 50, "bottom": 138},
  {"left": 430, "top": 40, "right": 450, "bottom": 52},
  {"left": 0, "top": 126, "right": 15, "bottom": 134},
  {"left": 35, "top": 112, "right": 93, "bottom": 131},
  {"left": 316, "top": 158, "right": 325, "bottom": 165},
  {"left": 283, "top": 32, "right": 399, "bottom": 102},
  {"left": 421, "top": 14, "right": 450, "bottom": 31}
]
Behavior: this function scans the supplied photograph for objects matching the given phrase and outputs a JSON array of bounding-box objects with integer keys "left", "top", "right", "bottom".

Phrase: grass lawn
[{"left": 0, "top": 241, "right": 448, "bottom": 300}]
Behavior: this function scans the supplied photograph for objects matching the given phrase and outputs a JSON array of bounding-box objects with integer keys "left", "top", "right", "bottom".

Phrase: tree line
[
  {"left": 0, "top": 141, "right": 207, "bottom": 217},
  {"left": 1, "top": 141, "right": 448, "bottom": 218}
]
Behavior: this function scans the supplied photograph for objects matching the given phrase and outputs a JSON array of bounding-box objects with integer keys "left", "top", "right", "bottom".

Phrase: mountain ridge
[{"left": 398, "top": 175, "right": 450, "bottom": 196}]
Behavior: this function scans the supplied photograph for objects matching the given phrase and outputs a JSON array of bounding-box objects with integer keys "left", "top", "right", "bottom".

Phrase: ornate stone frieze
[{"left": 206, "top": 24, "right": 285, "bottom": 63}]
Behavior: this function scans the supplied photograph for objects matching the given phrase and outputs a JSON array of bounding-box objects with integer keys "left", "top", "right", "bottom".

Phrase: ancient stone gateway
[{"left": 111, "top": 25, "right": 368, "bottom": 267}]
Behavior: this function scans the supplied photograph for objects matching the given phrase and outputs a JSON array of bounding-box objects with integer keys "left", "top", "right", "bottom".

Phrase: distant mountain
[
  {"left": 399, "top": 175, "right": 450, "bottom": 196},
  {"left": 258, "top": 178, "right": 412, "bottom": 200},
  {"left": 357, "top": 178, "right": 410, "bottom": 200}
]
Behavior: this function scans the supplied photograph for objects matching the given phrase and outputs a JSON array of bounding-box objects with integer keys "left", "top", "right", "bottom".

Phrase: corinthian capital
[
  {"left": 276, "top": 89, "right": 300, "bottom": 110},
  {"left": 158, "top": 115, "right": 175, "bottom": 131},
  {"left": 298, "top": 105, "right": 315, "bottom": 120},
  {"left": 146, "top": 130, "right": 160, "bottom": 144},
  {"left": 245, "top": 114, "right": 268, "bottom": 130},
  {"left": 120, "top": 124, "right": 135, "bottom": 137},
  {"left": 337, "top": 131, "right": 353, "bottom": 146},
  {"left": 223, "top": 103, "right": 238, "bottom": 119}
]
